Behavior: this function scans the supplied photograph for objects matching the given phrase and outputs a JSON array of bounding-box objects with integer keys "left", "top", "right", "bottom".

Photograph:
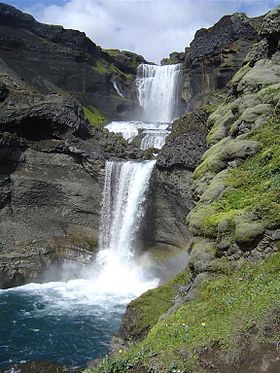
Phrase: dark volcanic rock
[
  {"left": 180, "top": 13, "right": 261, "bottom": 110},
  {"left": 0, "top": 73, "right": 91, "bottom": 140},
  {"left": 0, "top": 2, "right": 145, "bottom": 120},
  {"left": 0, "top": 72, "right": 139, "bottom": 289},
  {"left": 147, "top": 111, "right": 208, "bottom": 251},
  {"left": 190, "top": 13, "right": 259, "bottom": 59},
  {"left": 157, "top": 110, "right": 208, "bottom": 170}
]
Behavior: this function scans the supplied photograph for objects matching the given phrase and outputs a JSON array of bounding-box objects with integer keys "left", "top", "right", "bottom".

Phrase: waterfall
[
  {"left": 136, "top": 63, "right": 182, "bottom": 123},
  {"left": 112, "top": 78, "right": 124, "bottom": 97},
  {"left": 140, "top": 129, "right": 169, "bottom": 150},
  {"left": 99, "top": 160, "right": 156, "bottom": 261},
  {"left": 105, "top": 63, "right": 182, "bottom": 150}
]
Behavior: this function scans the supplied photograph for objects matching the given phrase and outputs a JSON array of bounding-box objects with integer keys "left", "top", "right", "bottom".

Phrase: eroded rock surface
[{"left": 0, "top": 72, "right": 138, "bottom": 288}]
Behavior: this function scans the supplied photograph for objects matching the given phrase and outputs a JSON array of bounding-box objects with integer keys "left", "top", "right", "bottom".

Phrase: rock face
[
  {"left": 179, "top": 13, "right": 262, "bottom": 110},
  {"left": 0, "top": 2, "right": 147, "bottom": 121},
  {"left": 0, "top": 71, "right": 138, "bottom": 288},
  {"left": 145, "top": 110, "right": 208, "bottom": 259}
]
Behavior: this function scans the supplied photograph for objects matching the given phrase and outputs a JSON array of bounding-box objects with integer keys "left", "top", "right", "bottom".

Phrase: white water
[
  {"left": 137, "top": 63, "right": 182, "bottom": 123},
  {"left": 1, "top": 162, "right": 158, "bottom": 300},
  {"left": 106, "top": 63, "right": 182, "bottom": 150},
  {"left": 140, "top": 129, "right": 169, "bottom": 150},
  {"left": 112, "top": 78, "right": 124, "bottom": 97},
  {"left": 0, "top": 161, "right": 158, "bottom": 369},
  {"left": 105, "top": 121, "right": 169, "bottom": 150}
]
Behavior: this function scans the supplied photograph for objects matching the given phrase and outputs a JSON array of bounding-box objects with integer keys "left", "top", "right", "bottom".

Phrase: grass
[
  {"left": 214, "top": 116, "right": 280, "bottom": 227},
  {"left": 92, "top": 59, "right": 135, "bottom": 81},
  {"left": 124, "top": 268, "right": 190, "bottom": 341},
  {"left": 103, "top": 49, "right": 122, "bottom": 57},
  {"left": 190, "top": 115, "right": 280, "bottom": 239},
  {"left": 83, "top": 106, "right": 106, "bottom": 128},
  {"left": 86, "top": 252, "right": 280, "bottom": 372}
]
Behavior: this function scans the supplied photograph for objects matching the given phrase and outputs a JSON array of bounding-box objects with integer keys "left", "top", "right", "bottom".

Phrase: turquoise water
[{"left": 0, "top": 281, "right": 127, "bottom": 370}]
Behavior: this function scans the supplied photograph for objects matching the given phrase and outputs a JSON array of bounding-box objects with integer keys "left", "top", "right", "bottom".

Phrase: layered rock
[
  {"left": 146, "top": 111, "right": 208, "bottom": 250},
  {"left": 179, "top": 13, "right": 262, "bottom": 110},
  {"left": 0, "top": 2, "right": 147, "bottom": 121},
  {"left": 0, "top": 71, "right": 139, "bottom": 288}
]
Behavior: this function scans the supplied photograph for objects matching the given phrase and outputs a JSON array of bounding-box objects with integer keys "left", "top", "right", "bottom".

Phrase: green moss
[
  {"left": 86, "top": 253, "right": 280, "bottom": 372},
  {"left": 92, "top": 57, "right": 135, "bottom": 80},
  {"left": 213, "top": 116, "right": 280, "bottom": 227},
  {"left": 83, "top": 106, "right": 106, "bottom": 128},
  {"left": 192, "top": 116, "right": 280, "bottom": 243},
  {"left": 125, "top": 268, "right": 190, "bottom": 339},
  {"left": 103, "top": 48, "right": 122, "bottom": 57}
]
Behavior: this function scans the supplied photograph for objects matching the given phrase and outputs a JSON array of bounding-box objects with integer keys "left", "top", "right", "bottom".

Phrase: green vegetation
[
  {"left": 125, "top": 268, "right": 190, "bottom": 340},
  {"left": 85, "top": 252, "right": 280, "bottom": 372},
  {"left": 83, "top": 106, "right": 106, "bottom": 128},
  {"left": 104, "top": 49, "right": 122, "bottom": 58},
  {"left": 215, "top": 116, "right": 280, "bottom": 227},
  {"left": 191, "top": 115, "right": 280, "bottom": 240},
  {"left": 92, "top": 59, "right": 134, "bottom": 81}
]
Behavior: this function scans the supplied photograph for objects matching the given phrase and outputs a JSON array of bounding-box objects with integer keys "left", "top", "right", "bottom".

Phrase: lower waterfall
[{"left": 0, "top": 161, "right": 158, "bottom": 370}]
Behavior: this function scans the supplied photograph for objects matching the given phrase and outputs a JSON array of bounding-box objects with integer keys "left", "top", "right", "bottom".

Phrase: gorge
[
  {"left": 0, "top": 2, "right": 280, "bottom": 373},
  {"left": 0, "top": 21, "right": 185, "bottom": 370}
]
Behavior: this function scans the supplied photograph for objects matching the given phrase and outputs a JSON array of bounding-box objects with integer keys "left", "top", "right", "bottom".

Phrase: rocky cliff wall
[
  {"left": 0, "top": 2, "right": 146, "bottom": 122},
  {"left": 164, "top": 13, "right": 262, "bottom": 112},
  {"left": 0, "top": 71, "right": 140, "bottom": 288}
]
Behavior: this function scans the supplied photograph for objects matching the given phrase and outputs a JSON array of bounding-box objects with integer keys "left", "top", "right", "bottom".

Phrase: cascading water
[
  {"left": 137, "top": 63, "right": 182, "bottom": 123},
  {"left": 112, "top": 78, "right": 124, "bottom": 97},
  {"left": 105, "top": 63, "right": 182, "bottom": 150},
  {"left": 99, "top": 160, "right": 156, "bottom": 257},
  {"left": 0, "top": 160, "right": 157, "bottom": 370}
]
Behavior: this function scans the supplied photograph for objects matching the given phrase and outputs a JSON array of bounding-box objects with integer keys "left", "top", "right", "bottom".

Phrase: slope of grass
[{"left": 83, "top": 106, "right": 106, "bottom": 128}]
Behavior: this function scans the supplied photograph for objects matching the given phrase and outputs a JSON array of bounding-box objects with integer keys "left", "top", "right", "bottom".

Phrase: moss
[
  {"left": 124, "top": 268, "right": 190, "bottom": 339},
  {"left": 231, "top": 63, "right": 252, "bottom": 88},
  {"left": 87, "top": 253, "right": 280, "bottom": 372},
  {"left": 188, "top": 238, "right": 216, "bottom": 273},
  {"left": 104, "top": 48, "right": 122, "bottom": 57},
  {"left": 214, "top": 116, "right": 280, "bottom": 227},
  {"left": 83, "top": 106, "right": 106, "bottom": 128},
  {"left": 193, "top": 137, "right": 259, "bottom": 180}
]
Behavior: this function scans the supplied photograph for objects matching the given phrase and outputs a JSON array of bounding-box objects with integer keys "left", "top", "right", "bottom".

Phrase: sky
[{"left": 5, "top": 0, "right": 280, "bottom": 62}]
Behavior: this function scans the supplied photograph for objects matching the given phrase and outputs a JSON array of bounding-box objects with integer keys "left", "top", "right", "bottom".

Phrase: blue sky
[{"left": 4, "top": 0, "right": 279, "bottom": 62}]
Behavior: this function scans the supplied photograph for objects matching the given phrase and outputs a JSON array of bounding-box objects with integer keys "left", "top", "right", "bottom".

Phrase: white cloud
[{"left": 25, "top": 0, "right": 278, "bottom": 63}]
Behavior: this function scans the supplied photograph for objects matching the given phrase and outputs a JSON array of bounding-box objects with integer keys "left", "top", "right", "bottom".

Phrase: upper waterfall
[{"left": 136, "top": 63, "right": 182, "bottom": 123}]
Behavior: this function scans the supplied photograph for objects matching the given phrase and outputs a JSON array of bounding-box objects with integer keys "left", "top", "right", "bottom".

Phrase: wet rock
[
  {"left": 157, "top": 110, "right": 208, "bottom": 170},
  {"left": 0, "top": 73, "right": 139, "bottom": 288}
]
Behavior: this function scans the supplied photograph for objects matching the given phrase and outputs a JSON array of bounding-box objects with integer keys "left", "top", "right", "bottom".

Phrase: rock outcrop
[
  {"left": 148, "top": 110, "right": 208, "bottom": 250},
  {"left": 179, "top": 13, "right": 262, "bottom": 110},
  {"left": 0, "top": 71, "right": 139, "bottom": 288},
  {"left": 0, "top": 2, "right": 147, "bottom": 121}
]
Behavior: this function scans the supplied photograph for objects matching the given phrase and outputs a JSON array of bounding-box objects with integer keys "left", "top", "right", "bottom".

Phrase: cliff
[
  {"left": 90, "top": 7, "right": 280, "bottom": 373},
  {"left": 164, "top": 13, "right": 262, "bottom": 112},
  {"left": 0, "top": 2, "right": 147, "bottom": 122},
  {"left": 0, "top": 69, "right": 140, "bottom": 288}
]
